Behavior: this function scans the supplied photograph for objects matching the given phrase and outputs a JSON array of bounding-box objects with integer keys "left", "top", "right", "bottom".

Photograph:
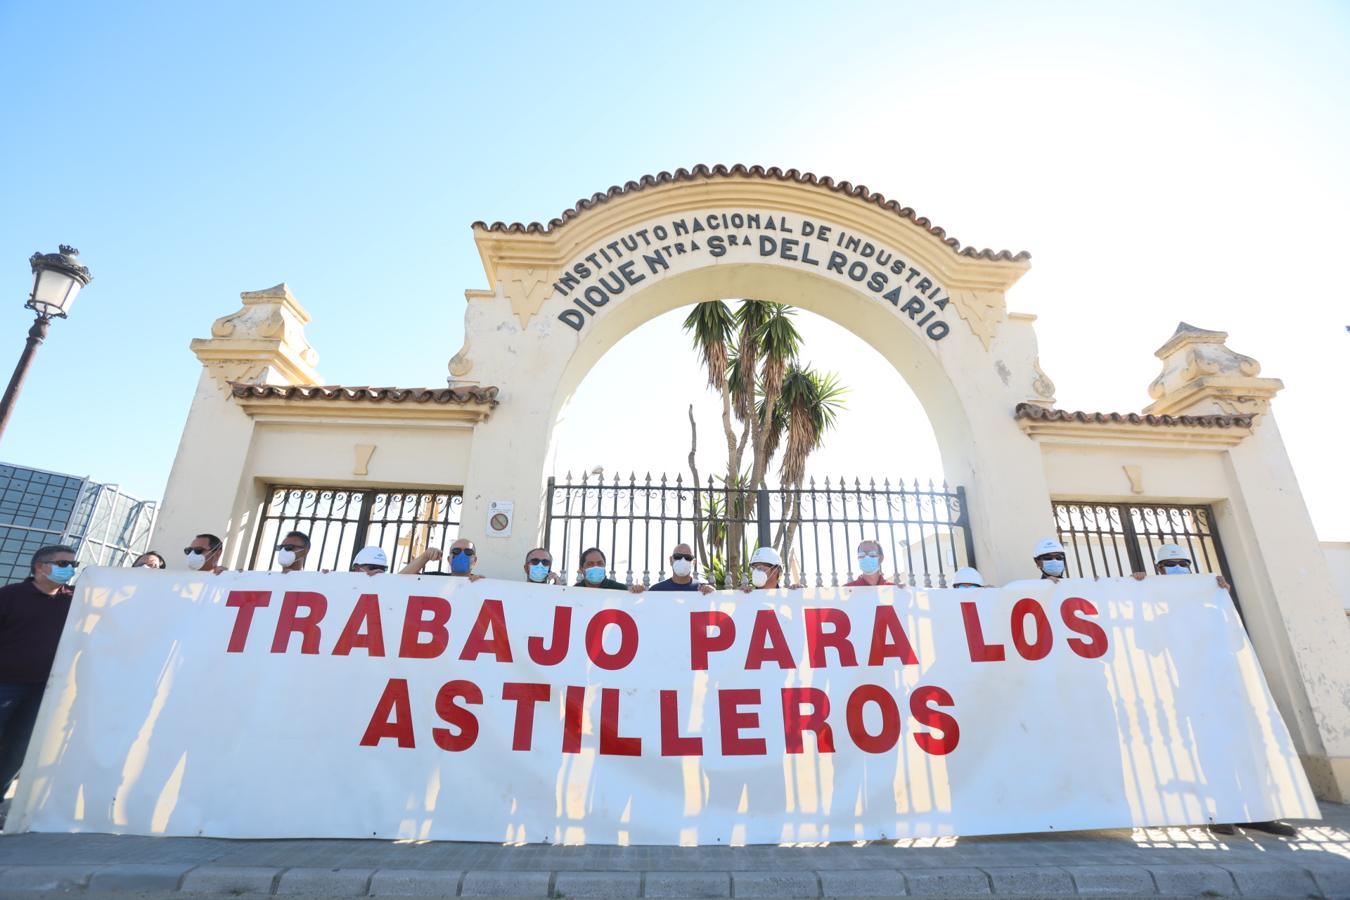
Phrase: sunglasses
[
  {"left": 857, "top": 550, "right": 882, "bottom": 559},
  {"left": 527, "top": 557, "right": 551, "bottom": 566},
  {"left": 1039, "top": 553, "right": 1066, "bottom": 562},
  {"left": 277, "top": 544, "right": 306, "bottom": 553},
  {"left": 450, "top": 547, "right": 476, "bottom": 557},
  {"left": 1160, "top": 560, "right": 1191, "bottom": 569},
  {"left": 184, "top": 546, "right": 218, "bottom": 555},
  {"left": 354, "top": 564, "right": 387, "bottom": 573},
  {"left": 48, "top": 560, "right": 79, "bottom": 568},
  {"left": 671, "top": 553, "right": 694, "bottom": 562}
]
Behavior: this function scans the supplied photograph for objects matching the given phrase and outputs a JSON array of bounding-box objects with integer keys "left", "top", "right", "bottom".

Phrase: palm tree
[
  {"left": 684, "top": 301, "right": 742, "bottom": 573},
  {"left": 775, "top": 366, "right": 847, "bottom": 563},
  {"left": 749, "top": 304, "right": 800, "bottom": 490}
]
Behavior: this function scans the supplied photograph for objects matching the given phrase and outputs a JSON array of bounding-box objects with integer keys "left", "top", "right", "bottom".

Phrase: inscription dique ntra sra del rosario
[{"left": 552, "top": 211, "right": 954, "bottom": 342}]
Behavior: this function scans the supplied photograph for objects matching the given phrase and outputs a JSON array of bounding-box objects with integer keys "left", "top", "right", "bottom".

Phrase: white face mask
[
  {"left": 671, "top": 558, "right": 693, "bottom": 578},
  {"left": 277, "top": 549, "right": 297, "bottom": 567},
  {"left": 751, "top": 568, "right": 769, "bottom": 588},
  {"left": 185, "top": 551, "right": 207, "bottom": 571}
]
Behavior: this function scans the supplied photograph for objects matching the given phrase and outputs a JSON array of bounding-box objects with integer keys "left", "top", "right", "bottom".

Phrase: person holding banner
[
  {"left": 1133, "top": 543, "right": 1231, "bottom": 590},
  {"left": 275, "top": 531, "right": 310, "bottom": 573},
  {"left": 0, "top": 545, "right": 77, "bottom": 814},
  {"left": 739, "top": 545, "right": 802, "bottom": 591},
  {"left": 575, "top": 547, "right": 629, "bottom": 590},
  {"left": 646, "top": 543, "right": 716, "bottom": 593},
  {"left": 183, "top": 533, "right": 225, "bottom": 574},
  {"left": 1032, "top": 537, "right": 1068, "bottom": 581},
  {"left": 522, "top": 547, "right": 563, "bottom": 584},
  {"left": 400, "top": 545, "right": 442, "bottom": 575},
  {"left": 951, "top": 566, "right": 986, "bottom": 588},
  {"left": 351, "top": 546, "right": 389, "bottom": 574},
  {"left": 845, "top": 539, "right": 893, "bottom": 586}
]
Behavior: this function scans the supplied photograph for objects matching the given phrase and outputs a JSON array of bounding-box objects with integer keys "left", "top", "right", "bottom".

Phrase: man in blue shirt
[{"left": 644, "top": 543, "right": 716, "bottom": 594}]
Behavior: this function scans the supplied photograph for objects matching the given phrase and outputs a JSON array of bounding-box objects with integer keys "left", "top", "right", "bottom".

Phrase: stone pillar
[
  {"left": 1146, "top": 323, "right": 1350, "bottom": 800},
  {"left": 152, "top": 285, "right": 320, "bottom": 569}
]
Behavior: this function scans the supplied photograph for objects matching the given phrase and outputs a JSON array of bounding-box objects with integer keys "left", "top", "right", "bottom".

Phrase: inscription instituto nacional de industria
[{"left": 553, "top": 210, "right": 955, "bottom": 342}]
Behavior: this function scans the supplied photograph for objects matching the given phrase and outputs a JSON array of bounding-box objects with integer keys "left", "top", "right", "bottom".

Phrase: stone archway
[{"left": 452, "top": 166, "right": 1060, "bottom": 582}]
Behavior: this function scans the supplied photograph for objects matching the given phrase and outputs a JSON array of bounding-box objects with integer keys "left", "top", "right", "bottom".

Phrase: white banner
[{"left": 10, "top": 568, "right": 1318, "bottom": 844}]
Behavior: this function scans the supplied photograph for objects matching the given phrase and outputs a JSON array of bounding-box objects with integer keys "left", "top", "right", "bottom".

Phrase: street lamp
[{"left": 0, "top": 246, "right": 92, "bottom": 440}]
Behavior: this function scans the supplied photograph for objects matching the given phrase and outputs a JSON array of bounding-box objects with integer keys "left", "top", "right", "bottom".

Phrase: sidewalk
[{"left": 0, "top": 802, "right": 1347, "bottom": 897}]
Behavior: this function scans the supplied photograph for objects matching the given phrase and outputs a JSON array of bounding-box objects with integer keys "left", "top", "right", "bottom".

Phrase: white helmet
[
  {"left": 1154, "top": 544, "right": 1190, "bottom": 564},
  {"left": 951, "top": 566, "right": 985, "bottom": 587},
  {"left": 749, "top": 546, "right": 783, "bottom": 567},
  {"left": 1033, "top": 537, "right": 1065, "bottom": 558},
  {"left": 353, "top": 546, "right": 389, "bottom": 568}
]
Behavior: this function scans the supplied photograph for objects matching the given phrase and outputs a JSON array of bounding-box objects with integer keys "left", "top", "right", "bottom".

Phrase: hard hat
[
  {"left": 1033, "top": 537, "right": 1065, "bottom": 558},
  {"left": 951, "top": 566, "right": 985, "bottom": 586},
  {"left": 1154, "top": 544, "right": 1190, "bottom": 564},
  {"left": 749, "top": 546, "right": 782, "bottom": 567},
  {"left": 353, "top": 546, "right": 389, "bottom": 567}
]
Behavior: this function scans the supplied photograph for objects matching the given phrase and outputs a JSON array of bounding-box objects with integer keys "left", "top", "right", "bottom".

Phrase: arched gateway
[{"left": 156, "top": 165, "right": 1349, "bottom": 801}]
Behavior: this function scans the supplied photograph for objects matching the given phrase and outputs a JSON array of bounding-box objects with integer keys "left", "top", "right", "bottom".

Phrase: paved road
[{"left": 0, "top": 802, "right": 1347, "bottom": 897}]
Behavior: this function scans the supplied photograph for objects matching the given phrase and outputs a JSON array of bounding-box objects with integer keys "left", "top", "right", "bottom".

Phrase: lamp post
[{"left": 0, "top": 246, "right": 92, "bottom": 441}]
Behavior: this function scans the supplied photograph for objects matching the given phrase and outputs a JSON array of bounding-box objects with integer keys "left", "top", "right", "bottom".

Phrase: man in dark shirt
[
  {"left": 0, "top": 545, "right": 77, "bottom": 806},
  {"left": 644, "top": 543, "right": 716, "bottom": 594}
]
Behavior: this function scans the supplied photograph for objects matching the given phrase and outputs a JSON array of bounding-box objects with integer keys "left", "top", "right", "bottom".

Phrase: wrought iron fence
[
  {"left": 543, "top": 472, "right": 974, "bottom": 588},
  {"left": 1052, "top": 501, "right": 1236, "bottom": 601},
  {"left": 251, "top": 486, "right": 462, "bottom": 574}
]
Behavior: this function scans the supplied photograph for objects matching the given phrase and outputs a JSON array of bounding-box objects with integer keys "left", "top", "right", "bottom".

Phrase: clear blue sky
[{"left": 1, "top": 1, "right": 1347, "bottom": 536}]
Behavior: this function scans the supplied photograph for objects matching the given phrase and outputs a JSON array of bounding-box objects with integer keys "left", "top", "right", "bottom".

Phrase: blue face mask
[
  {"left": 528, "top": 563, "right": 550, "bottom": 583},
  {"left": 1161, "top": 563, "right": 1190, "bottom": 575},
  {"left": 450, "top": 552, "right": 472, "bottom": 575},
  {"left": 1041, "top": 558, "right": 1065, "bottom": 577},
  {"left": 584, "top": 566, "right": 606, "bottom": 585},
  {"left": 48, "top": 563, "right": 76, "bottom": 585},
  {"left": 858, "top": 555, "right": 881, "bottom": 575}
]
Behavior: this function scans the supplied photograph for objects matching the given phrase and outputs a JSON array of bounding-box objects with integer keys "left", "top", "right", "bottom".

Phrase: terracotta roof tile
[
  {"left": 471, "top": 164, "right": 1030, "bottom": 262},
  {"left": 1014, "top": 402, "right": 1251, "bottom": 428},
  {"left": 229, "top": 384, "right": 499, "bottom": 406}
]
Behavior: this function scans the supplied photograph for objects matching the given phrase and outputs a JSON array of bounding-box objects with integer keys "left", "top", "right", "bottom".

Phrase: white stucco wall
[{"left": 1323, "top": 542, "right": 1350, "bottom": 614}]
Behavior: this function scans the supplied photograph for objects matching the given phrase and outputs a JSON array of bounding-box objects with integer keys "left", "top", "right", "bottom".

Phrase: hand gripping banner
[{"left": 9, "top": 569, "right": 1318, "bottom": 844}]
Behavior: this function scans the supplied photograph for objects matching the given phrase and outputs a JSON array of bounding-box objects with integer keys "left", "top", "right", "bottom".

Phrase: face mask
[
  {"left": 751, "top": 568, "right": 769, "bottom": 588},
  {"left": 858, "top": 556, "right": 880, "bottom": 575},
  {"left": 584, "top": 566, "right": 606, "bottom": 585},
  {"left": 450, "top": 553, "right": 472, "bottom": 575},
  {"left": 276, "top": 549, "right": 297, "bottom": 567},
  {"left": 1041, "top": 559, "right": 1065, "bottom": 577},
  {"left": 186, "top": 551, "right": 207, "bottom": 571},
  {"left": 528, "top": 563, "right": 550, "bottom": 583},
  {"left": 955, "top": 584, "right": 978, "bottom": 590},
  {"left": 1161, "top": 564, "right": 1190, "bottom": 575},
  {"left": 48, "top": 563, "right": 76, "bottom": 585},
  {"left": 671, "top": 558, "right": 693, "bottom": 578}
]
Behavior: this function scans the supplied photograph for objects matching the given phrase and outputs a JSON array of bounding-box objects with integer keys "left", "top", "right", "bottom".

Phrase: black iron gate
[
  {"left": 1052, "top": 500, "right": 1236, "bottom": 595},
  {"left": 543, "top": 472, "right": 975, "bottom": 588},
  {"left": 251, "top": 486, "right": 462, "bottom": 573}
]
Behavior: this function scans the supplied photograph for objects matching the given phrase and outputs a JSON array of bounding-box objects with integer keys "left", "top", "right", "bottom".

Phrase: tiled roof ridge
[
  {"left": 229, "top": 383, "right": 499, "bottom": 406},
  {"left": 1014, "top": 402, "right": 1252, "bottom": 428},
  {"left": 471, "top": 164, "right": 1031, "bottom": 262}
]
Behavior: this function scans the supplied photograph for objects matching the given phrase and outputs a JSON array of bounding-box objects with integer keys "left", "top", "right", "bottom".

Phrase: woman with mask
[
  {"left": 574, "top": 547, "right": 627, "bottom": 590},
  {"left": 131, "top": 551, "right": 166, "bottom": 569}
]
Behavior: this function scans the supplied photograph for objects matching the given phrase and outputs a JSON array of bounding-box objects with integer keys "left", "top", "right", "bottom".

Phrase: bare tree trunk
[
  {"left": 688, "top": 404, "right": 709, "bottom": 569},
  {"left": 720, "top": 383, "right": 742, "bottom": 580}
]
